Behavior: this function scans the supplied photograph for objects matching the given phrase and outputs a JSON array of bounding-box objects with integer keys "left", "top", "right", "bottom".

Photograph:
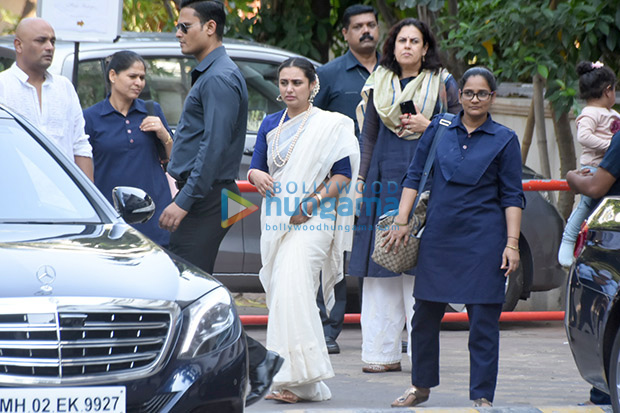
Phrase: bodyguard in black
[
  {"left": 158, "top": 0, "right": 282, "bottom": 406},
  {"left": 313, "top": 4, "right": 379, "bottom": 354},
  {"left": 160, "top": 5, "right": 246, "bottom": 272}
]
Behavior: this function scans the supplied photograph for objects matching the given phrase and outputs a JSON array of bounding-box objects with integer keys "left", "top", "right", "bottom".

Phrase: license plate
[{"left": 0, "top": 387, "right": 125, "bottom": 413}]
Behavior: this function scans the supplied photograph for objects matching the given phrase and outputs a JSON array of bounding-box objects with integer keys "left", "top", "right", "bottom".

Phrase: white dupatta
[{"left": 259, "top": 107, "right": 360, "bottom": 313}]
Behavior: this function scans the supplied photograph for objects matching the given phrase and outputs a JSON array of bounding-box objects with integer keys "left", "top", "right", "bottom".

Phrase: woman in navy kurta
[
  {"left": 348, "top": 18, "right": 461, "bottom": 374},
  {"left": 386, "top": 67, "right": 524, "bottom": 408},
  {"left": 84, "top": 51, "right": 173, "bottom": 247}
]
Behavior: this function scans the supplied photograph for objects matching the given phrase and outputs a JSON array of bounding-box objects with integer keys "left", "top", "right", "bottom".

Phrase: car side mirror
[{"left": 112, "top": 186, "right": 155, "bottom": 224}]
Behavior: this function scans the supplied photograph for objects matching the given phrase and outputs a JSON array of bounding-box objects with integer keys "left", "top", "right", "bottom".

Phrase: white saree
[{"left": 259, "top": 107, "right": 360, "bottom": 400}]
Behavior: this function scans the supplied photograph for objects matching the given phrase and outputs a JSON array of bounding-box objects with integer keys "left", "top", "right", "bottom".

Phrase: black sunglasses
[{"left": 175, "top": 22, "right": 197, "bottom": 34}]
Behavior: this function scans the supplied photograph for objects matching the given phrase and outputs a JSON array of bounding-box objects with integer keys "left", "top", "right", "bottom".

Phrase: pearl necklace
[{"left": 271, "top": 104, "right": 313, "bottom": 168}]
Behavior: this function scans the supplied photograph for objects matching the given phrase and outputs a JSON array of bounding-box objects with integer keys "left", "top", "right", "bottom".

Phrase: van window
[
  {"left": 0, "top": 56, "right": 13, "bottom": 72},
  {"left": 77, "top": 60, "right": 107, "bottom": 109},
  {"left": 236, "top": 60, "right": 284, "bottom": 132},
  {"left": 76, "top": 56, "right": 284, "bottom": 132}
]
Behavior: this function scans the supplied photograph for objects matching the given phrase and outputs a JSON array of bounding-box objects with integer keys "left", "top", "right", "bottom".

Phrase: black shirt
[{"left": 168, "top": 46, "right": 248, "bottom": 211}]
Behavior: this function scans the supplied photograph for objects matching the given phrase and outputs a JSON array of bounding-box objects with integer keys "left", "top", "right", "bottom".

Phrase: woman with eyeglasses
[
  {"left": 83, "top": 50, "right": 173, "bottom": 247},
  {"left": 385, "top": 67, "right": 525, "bottom": 408},
  {"left": 348, "top": 17, "right": 460, "bottom": 376}
]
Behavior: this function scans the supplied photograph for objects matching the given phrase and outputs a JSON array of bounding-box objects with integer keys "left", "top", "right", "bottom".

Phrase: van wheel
[{"left": 608, "top": 327, "right": 620, "bottom": 411}]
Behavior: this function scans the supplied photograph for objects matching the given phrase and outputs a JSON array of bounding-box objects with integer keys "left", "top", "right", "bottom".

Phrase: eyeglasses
[
  {"left": 175, "top": 22, "right": 197, "bottom": 34},
  {"left": 461, "top": 90, "right": 494, "bottom": 101}
]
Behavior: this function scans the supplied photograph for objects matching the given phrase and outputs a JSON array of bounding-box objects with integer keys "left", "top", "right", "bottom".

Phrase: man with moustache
[
  {"left": 313, "top": 4, "right": 380, "bottom": 354},
  {"left": 0, "top": 18, "right": 93, "bottom": 180}
]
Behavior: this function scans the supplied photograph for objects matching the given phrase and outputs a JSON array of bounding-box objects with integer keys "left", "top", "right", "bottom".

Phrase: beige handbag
[
  {"left": 370, "top": 113, "right": 454, "bottom": 273},
  {"left": 371, "top": 191, "right": 429, "bottom": 273}
]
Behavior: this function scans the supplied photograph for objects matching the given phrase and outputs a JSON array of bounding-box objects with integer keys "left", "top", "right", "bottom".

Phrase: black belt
[{"left": 175, "top": 179, "right": 235, "bottom": 190}]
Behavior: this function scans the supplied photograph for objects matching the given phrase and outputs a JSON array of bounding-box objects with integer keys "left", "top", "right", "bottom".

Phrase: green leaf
[
  {"left": 537, "top": 64, "right": 549, "bottom": 79},
  {"left": 607, "top": 32, "right": 617, "bottom": 51},
  {"left": 600, "top": 22, "right": 610, "bottom": 36}
]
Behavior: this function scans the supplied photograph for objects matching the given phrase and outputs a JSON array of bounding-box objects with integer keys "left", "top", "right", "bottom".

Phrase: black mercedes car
[
  {"left": 0, "top": 104, "right": 248, "bottom": 412},
  {"left": 565, "top": 196, "right": 620, "bottom": 411}
]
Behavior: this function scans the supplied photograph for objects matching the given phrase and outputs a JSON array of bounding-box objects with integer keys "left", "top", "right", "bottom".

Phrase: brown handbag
[
  {"left": 371, "top": 191, "right": 429, "bottom": 273},
  {"left": 370, "top": 113, "right": 454, "bottom": 273}
]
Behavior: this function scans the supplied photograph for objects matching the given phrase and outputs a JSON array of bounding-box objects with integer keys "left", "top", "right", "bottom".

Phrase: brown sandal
[
  {"left": 473, "top": 397, "right": 493, "bottom": 407},
  {"left": 362, "top": 362, "right": 402, "bottom": 373},
  {"left": 391, "top": 386, "right": 430, "bottom": 408},
  {"left": 265, "top": 390, "right": 300, "bottom": 404}
]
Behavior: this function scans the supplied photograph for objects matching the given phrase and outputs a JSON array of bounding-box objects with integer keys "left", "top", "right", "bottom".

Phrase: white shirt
[{"left": 0, "top": 63, "right": 92, "bottom": 159}]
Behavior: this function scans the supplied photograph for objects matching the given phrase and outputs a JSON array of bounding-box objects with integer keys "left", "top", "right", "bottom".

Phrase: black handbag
[
  {"left": 371, "top": 113, "right": 455, "bottom": 273},
  {"left": 145, "top": 100, "right": 169, "bottom": 172}
]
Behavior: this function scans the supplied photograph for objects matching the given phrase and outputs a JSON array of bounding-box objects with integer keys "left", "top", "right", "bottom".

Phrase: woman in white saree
[{"left": 247, "top": 57, "right": 360, "bottom": 403}]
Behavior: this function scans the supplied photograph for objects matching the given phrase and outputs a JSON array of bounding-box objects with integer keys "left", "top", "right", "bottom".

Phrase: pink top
[{"left": 577, "top": 106, "right": 620, "bottom": 167}]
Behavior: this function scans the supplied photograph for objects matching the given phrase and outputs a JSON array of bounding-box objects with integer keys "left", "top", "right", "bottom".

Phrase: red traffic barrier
[
  {"left": 236, "top": 179, "right": 570, "bottom": 193},
  {"left": 521, "top": 179, "right": 570, "bottom": 191},
  {"left": 237, "top": 180, "right": 258, "bottom": 193},
  {"left": 240, "top": 311, "right": 565, "bottom": 326}
]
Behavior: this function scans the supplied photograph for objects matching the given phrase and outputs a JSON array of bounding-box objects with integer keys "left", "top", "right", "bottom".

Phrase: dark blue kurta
[
  {"left": 348, "top": 75, "right": 460, "bottom": 278},
  {"left": 84, "top": 98, "right": 173, "bottom": 247},
  {"left": 402, "top": 113, "right": 525, "bottom": 304}
]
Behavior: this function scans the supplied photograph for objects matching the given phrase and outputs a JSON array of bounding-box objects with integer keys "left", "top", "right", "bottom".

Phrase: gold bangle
[
  {"left": 163, "top": 135, "right": 173, "bottom": 145},
  {"left": 314, "top": 193, "right": 323, "bottom": 205},
  {"left": 507, "top": 236, "right": 519, "bottom": 241},
  {"left": 394, "top": 220, "right": 409, "bottom": 227},
  {"left": 358, "top": 175, "right": 366, "bottom": 182},
  {"left": 505, "top": 245, "right": 519, "bottom": 251}
]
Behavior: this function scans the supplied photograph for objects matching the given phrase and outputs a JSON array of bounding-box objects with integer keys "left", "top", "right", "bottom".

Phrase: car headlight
[{"left": 178, "top": 285, "right": 237, "bottom": 359}]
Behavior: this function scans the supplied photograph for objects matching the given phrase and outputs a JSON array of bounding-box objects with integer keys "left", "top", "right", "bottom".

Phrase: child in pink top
[{"left": 558, "top": 61, "right": 620, "bottom": 267}]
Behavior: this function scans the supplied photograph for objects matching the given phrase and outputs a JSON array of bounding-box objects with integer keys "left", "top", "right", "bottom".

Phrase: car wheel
[
  {"left": 446, "top": 262, "right": 524, "bottom": 313},
  {"left": 608, "top": 327, "right": 620, "bottom": 411}
]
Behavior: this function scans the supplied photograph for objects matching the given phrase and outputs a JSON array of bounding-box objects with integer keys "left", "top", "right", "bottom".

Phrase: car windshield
[{"left": 0, "top": 117, "right": 99, "bottom": 224}]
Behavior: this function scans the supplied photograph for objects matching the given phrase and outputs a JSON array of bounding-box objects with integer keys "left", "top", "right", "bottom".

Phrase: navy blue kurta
[
  {"left": 348, "top": 75, "right": 460, "bottom": 278},
  {"left": 402, "top": 113, "right": 525, "bottom": 304},
  {"left": 84, "top": 98, "right": 173, "bottom": 247}
]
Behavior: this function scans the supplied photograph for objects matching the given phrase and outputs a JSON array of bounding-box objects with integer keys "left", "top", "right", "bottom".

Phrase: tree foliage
[
  {"left": 438, "top": 0, "right": 620, "bottom": 117},
  {"left": 226, "top": 0, "right": 334, "bottom": 62},
  {"left": 123, "top": 0, "right": 179, "bottom": 32}
]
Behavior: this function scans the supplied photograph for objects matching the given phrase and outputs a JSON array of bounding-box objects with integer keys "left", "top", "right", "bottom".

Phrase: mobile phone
[{"left": 400, "top": 100, "right": 417, "bottom": 115}]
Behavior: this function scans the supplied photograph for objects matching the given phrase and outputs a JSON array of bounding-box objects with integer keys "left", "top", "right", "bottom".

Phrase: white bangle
[{"left": 301, "top": 201, "right": 312, "bottom": 217}]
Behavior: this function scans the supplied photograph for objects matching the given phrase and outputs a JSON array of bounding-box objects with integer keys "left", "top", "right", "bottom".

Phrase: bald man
[{"left": 0, "top": 18, "right": 93, "bottom": 179}]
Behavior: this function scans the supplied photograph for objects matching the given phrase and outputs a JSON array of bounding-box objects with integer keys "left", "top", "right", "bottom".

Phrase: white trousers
[{"left": 361, "top": 275, "right": 415, "bottom": 364}]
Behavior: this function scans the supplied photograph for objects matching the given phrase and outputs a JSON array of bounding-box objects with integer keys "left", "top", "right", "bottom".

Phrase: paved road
[{"left": 240, "top": 313, "right": 611, "bottom": 412}]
